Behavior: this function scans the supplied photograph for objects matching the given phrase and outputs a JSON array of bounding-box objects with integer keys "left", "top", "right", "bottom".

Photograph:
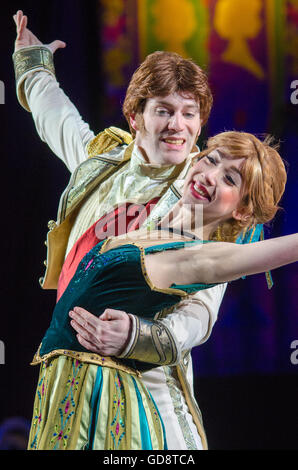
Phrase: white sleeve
[
  {"left": 24, "top": 71, "right": 95, "bottom": 172},
  {"left": 119, "top": 283, "right": 227, "bottom": 364},
  {"left": 159, "top": 283, "right": 227, "bottom": 353}
]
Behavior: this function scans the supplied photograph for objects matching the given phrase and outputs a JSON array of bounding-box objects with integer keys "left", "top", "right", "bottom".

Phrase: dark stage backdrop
[{"left": 0, "top": 0, "right": 297, "bottom": 450}]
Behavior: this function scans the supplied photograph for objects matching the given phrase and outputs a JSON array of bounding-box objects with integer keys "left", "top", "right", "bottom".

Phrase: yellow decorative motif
[
  {"left": 150, "top": 0, "right": 197, "bottom": 56},
  {"left": 103, "top": 46, "right": 131, "bottom": 87},
  {"left": 102, "top": 0, "right": 125, "bottom": 26},
  {"left": 133, "top": 242, "right": 188, "bottom": 298},
  {"left": 214, "top": 0, "right": 265, "bottom": 80},
  {"left": 101, "top": 0, "right": 130, "bottom": 87},
  {"left": 286, "top": 25, "right": 298, "bottom": 75},
  {"left": 87, "top": 127, "right": 133, "bottom": 158},
  {"left": 47, "top": 220, "right": 57, "bottom": 231},
  {"left": 13, "top": 46, "right": 56, "bottom": 111}
]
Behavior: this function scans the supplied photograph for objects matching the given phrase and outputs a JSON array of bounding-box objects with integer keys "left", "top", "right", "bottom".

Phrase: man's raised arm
[{"left": 13, "top": 10, "right": 95, "bottom": 172}]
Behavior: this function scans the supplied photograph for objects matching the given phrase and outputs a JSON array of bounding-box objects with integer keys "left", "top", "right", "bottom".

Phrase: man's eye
[
  {"left": 184, "top": 113, "right": 195, "bottom": 119},
  {"left": 207, "top": 156, "right": 217, "bottom": 165},
  {"left": 156, "top": 109, "right": 170, "bottom": 116}
]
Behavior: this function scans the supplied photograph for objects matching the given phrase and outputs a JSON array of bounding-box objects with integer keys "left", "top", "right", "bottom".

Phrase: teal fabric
[
  {"left": 132, "top": 376, "right": 153, "bottom": 450},
  {"left": 148, "top": 389, "right": 168, "bottom": 450},
  {"left": 39, "top": 239, "right": 218, "bottom": 369},
  {"left": 144, "top": 240, "right": 218, "bottom": 293},
  {"left": 87, "top": 367, "right": 103, "bottom": 450},
  {"left": 236, "top": 224, "right": 273, "bottom": 288},
  {"left": 236, "top": 223, "right": 264, "bottom": 245}
]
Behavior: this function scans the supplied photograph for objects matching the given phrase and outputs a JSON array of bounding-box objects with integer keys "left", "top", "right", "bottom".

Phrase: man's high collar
[{"left": 130, "top": 143, "right": 199, "bottom": 180}]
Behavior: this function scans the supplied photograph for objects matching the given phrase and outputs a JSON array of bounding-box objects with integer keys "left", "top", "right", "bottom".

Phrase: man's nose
[{"left": 168, "top": 112, "right": 184, "bottom": 131}]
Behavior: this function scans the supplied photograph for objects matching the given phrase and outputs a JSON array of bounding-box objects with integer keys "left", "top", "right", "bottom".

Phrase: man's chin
[{"left": 161, "top": 152, "right": 188, "bottom": 166}]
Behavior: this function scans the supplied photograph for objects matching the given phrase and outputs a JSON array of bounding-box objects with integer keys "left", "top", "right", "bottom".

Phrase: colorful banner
[
  {"left": 137, "top": 0, "right": 210, "bottom": 68},
  {"left": 206, "top": 0, "right": 283, "bottom": 134},
  {"left": 100, "top": 0, "right": 291, "bottom": 136},
  {"left": 138, "top": 0, "right": 287, "bottom": 135},
  {"left": 100, "top": 0, "right": 139, "bottom": 127},
  {"left": 286, "top": 0, "right": 298, "bottom": 109}
]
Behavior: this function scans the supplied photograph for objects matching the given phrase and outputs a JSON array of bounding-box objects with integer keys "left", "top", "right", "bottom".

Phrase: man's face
[{"left": 131, "top": 92, "right": 202, "bottom": 166}]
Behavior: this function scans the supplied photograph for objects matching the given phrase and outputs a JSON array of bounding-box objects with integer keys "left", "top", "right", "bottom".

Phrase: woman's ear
[{"left": 232, "top": 209, "right": 251, "bottom": 223}]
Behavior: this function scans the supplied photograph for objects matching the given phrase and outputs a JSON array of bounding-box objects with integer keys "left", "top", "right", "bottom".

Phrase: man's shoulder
[{"left": 87, "top": 126, "right": 133, "bottom": 158}]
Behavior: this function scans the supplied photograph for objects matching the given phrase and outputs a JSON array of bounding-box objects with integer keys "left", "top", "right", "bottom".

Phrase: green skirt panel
[{"left": 28, "top": 356, "right": 166, "bottom": 450}]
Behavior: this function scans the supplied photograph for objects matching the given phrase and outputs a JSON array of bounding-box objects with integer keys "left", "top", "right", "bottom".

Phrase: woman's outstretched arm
[{"left": 186, "top": 234, "right": 298, "bottom": 285}]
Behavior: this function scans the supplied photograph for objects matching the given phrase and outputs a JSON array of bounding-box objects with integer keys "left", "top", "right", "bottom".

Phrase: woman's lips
[{"left": 190, "top": 181, "right": 211, "bottom": 201}]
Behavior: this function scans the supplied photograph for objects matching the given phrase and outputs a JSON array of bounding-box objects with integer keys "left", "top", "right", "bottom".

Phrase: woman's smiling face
[{"left": 182, "top": 148, "right": 246, "bottom": 227}]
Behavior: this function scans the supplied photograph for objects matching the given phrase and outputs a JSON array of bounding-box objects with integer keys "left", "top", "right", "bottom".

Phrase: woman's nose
[{"left": 201, "top": 168, "right": 218, "bottom": 186}]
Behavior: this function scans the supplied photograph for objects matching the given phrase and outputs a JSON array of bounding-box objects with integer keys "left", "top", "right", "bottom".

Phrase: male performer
[{"left": 13, "top": 10, "right": 226, "bottom": 450}]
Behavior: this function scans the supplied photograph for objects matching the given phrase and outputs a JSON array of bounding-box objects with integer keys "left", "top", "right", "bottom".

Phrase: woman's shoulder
[{"left": 101, "top": 230, "right": 201, "bottom": 253}]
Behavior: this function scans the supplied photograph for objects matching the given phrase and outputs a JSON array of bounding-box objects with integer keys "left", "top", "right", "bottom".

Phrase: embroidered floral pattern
[
  {"left": 29, "top": 360, "right": 166, "bottom": 450},
  {"left": 110, "top": 372, "right": 125, "bottom": 449},
  {"left": 29, "top": 361, "right": 52, "bottom": 449},
  {"left": 61, "top": 359, "right": 83, "bottom": 411},
  {"left": 51, "top": 409, "right": 75, "bottom": 449},
  {"left": 50, "top": 359, "right": 83, "bottom": 449}
]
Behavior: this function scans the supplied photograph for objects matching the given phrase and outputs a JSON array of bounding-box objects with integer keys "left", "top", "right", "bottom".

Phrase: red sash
[{"left": 56, "top": 199, "right": 159, "bottom": 301}]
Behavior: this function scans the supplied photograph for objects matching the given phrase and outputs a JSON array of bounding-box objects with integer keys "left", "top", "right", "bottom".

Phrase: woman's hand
[
  {"left": 13, "top": 10, "right": 66, "bottom": 53},
  {"left": 69, "top": 307, "right": 132, "bottom": 356}
]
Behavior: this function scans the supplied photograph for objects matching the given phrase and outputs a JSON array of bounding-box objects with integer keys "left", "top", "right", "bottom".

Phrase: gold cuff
[
  {"left": 122, "top": 316, "right": 179, "bottom": 365},
  {"left": 12, "top": 46, "right": 55, "bottom": 111}
]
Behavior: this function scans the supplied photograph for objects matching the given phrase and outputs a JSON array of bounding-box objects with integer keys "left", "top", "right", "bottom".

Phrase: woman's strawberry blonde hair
[
  {"left": 123, "top": 51, "right": 213, "bottom": 137},
  {"left": 196, "top": 131, "right": 287, "bottom": 242}
]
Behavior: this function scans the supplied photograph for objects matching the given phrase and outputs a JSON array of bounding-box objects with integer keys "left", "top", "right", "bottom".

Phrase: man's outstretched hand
[
  {"left": 69, "top": 307, "right": 132, "bottom": 357},
  {"left": 13, "top": 10, "right": 66, "bottom": 54}
]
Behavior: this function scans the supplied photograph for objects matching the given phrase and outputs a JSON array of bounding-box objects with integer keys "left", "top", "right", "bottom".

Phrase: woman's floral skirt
[{"left": 28, "top": 355, "right": 167, "bottom": 450}]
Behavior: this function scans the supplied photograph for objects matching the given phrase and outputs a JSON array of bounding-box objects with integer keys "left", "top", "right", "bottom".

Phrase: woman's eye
[{"left": 225, "top": 174, "right": 236, "bottom": 186}]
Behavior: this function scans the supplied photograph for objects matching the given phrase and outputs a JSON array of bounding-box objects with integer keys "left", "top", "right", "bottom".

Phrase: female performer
[{"left": 28, "top": 131, "right": 293, "bottom": 451}]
